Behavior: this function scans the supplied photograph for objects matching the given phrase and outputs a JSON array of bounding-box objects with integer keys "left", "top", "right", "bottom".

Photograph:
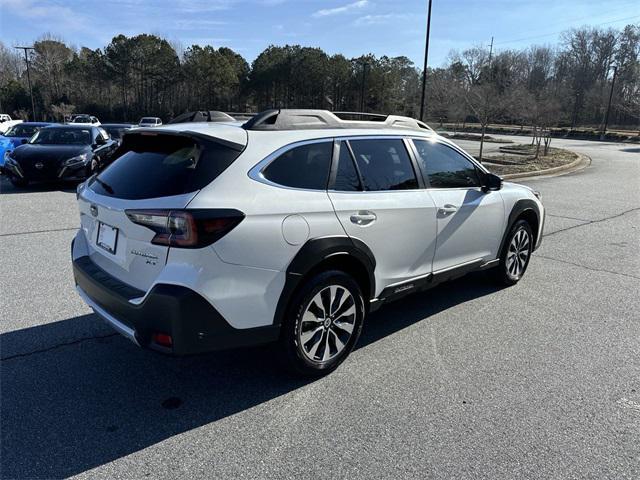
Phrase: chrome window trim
[
  {"left": 328, "top": 135, "right": 423, "bottom": 193},
  {"left": 409, "top": 136, "right": 489, "bottom": 191},
  {"left": 247, "top": 138, "right": 334, "bottom": 192},
  {"left": 249, "top": 134, "right": 430, "bottom": 193},
  {"left": 409, "top": 136, "right": 490, "bottom": 174}
]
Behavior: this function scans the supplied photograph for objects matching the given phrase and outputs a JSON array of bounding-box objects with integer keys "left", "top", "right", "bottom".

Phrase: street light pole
[
  {"left": 15, "top": 46, "right": 36, "bottom": 121},
  {"left": 601, "top": 65, "right": 618, "bottom": 139},
  {"left": 419, "top": 0, "right": 433, "bottom": 121}
]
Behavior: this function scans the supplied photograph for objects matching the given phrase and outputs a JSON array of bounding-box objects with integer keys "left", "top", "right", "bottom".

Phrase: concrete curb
[{"left": 502, "top": 151, "right": 591, "bottom": 181}]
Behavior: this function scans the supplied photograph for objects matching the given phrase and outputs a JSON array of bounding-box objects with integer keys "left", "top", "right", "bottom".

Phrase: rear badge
[
  {"left": 90, "top": 205, "right": 98, "bottom": 217},
  {"left": 131, "top": 249, "right": 159, "bottom": 265},
  {"left": 35, "top": 162, "right": 44, "bottom": 169}
]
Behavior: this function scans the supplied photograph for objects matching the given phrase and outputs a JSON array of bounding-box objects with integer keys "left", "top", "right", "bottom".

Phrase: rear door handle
[
  {"left": 350, "top": 211, "right": 377, "bottom": 226},
  {"left": 438, "top": 204, "right": 458, "bottom": 215}
]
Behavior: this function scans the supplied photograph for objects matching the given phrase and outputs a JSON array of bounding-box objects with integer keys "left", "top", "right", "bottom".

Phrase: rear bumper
[{"left": 72, "top": 254, "right": 279, "bottom": 355}]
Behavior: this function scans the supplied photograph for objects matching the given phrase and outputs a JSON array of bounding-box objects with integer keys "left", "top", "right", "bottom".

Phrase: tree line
[{"left": 0, "top": 24, "right": 638, "bottom": 129}]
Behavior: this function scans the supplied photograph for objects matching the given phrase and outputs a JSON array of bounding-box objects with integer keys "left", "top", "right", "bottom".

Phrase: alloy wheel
[
  {"left": 298, "top": 285, "right": 356, "bottom": 363},
  {"left": 506, "top": 228, "right": 531, "bottom": 279}
]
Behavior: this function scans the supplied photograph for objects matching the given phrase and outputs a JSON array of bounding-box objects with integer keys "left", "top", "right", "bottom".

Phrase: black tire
[
  {"left": 492, "top": 219, "right": 533, "bottom": 286},
  {"left": 9, "top": 176, "right": 28, "bottom": 188},
  {"left": 279, "top": 270, "right": 365, "bottom": 376}
]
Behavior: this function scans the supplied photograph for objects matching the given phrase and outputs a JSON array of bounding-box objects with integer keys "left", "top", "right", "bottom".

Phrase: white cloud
[
  {"left": 354, "top": 13, "right": 410, "bottom": 26},
  {"left": 0, "top": 0, "right": 93, "bottom": 35},
  {"left": 312, "top": 0, "right": 369, "bottom": 18}
]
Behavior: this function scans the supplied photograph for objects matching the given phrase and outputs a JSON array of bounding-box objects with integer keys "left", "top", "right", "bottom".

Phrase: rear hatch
[{"left": 77, "top": 127, "right": 246, "bottom": 291}]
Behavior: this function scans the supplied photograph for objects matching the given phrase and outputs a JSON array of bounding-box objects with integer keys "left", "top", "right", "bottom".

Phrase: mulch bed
[{"left": 477, "top": 145, "right": 578, "bottom": 175}]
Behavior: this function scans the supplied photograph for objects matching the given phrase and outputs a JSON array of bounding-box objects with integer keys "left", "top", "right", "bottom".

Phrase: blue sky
[{"left": 1, "top": 0, "right": 639, "bottom": 66}]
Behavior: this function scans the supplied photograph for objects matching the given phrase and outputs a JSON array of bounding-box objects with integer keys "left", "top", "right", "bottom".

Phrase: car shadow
[{"left": 1, "top": 272, "right": 501, "bottom": 479}]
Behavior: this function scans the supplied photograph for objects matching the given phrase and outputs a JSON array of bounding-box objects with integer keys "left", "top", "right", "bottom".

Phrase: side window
[
  {"left": 333, "top": 142, "right": 361, "bottom": 191},
  {"left": 349, "top": 138, "right": 418, "bottom": 191},
  {"left": 262, "top": 142, "right": 332, "bottom": 190},
  {"left": 413, "top": 139, "right": 481, "bottom": 188}
]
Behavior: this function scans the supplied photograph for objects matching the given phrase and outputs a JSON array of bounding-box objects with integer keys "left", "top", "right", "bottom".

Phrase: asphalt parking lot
[{"left": 1, "top": 136, "right": 638, "bottom": 479}]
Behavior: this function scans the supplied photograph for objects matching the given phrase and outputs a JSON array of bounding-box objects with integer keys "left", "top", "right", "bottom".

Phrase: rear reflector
[
  {"left": 152, "top": 332, "right": 173, "bottom": 348},
  {"left": 125, "top": 209, "right": 244, "bottom": 248}
]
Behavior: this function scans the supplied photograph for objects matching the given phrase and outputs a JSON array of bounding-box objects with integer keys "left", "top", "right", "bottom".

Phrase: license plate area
[{"left": 97, "top": 222, "right": 119, "bottom": 254}]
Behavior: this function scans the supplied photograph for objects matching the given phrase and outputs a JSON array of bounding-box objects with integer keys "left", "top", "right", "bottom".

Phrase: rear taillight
[{"left": 125, "top": 209, "right": 244, "bottom": 248}]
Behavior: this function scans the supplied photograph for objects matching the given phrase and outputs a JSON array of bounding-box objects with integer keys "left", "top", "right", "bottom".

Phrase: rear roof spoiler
[{"left": 122, "top": 129, "right": 246, "bottom": 151}]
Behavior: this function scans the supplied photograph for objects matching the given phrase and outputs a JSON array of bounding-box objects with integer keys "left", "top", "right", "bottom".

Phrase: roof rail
[
  {"left": 225, "top": 112, "right": 257, "bottom": 119},
  {"left": 242, "top": 109, "right": 433, "bottom": 132},
  {"left": 333, "top": 111, "right": 387, "bottom": 121}
]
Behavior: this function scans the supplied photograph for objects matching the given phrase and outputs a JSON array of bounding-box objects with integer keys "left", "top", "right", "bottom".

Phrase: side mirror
[
  {"left": 21, "top": 138, "right": 28, "bottom": 144},
  {"left": 481, "top": 172, "right": 503, "bottom": 192}
]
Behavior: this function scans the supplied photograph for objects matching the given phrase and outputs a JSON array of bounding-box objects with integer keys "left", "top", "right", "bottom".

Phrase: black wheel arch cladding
[
  {"left": 499, "top": 199, "right": 541, "bottom": 255},
  {"left": 273, "top": 236, "right": 376, "bottom": 328}
]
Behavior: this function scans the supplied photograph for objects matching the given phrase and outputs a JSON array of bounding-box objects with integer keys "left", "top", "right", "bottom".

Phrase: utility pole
[
  {"left": 359, "top": 61, "right": 368, "bottom": 112},
  {"left": 601, "top": 65, "right": 618, "bottom": 140},
  {"left": 478, "top": 36, "right": 494, "bottom": 163},
  {"left": 15, "top": 46, "right": 36, "bottom": 121},
  {"left": 488, "top": 36, "right": 494, "bottom": 67},
  {"left": 419, "top": 0, "right": 433, "bottom": 121}
]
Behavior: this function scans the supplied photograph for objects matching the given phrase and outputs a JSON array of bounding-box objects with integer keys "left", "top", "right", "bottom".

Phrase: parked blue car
[{"left": 0, "top": 122, "right": 53, "bottom": 172}]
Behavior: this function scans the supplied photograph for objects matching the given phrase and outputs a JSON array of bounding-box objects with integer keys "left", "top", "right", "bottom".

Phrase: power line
[{"left": 494, "top": 14, "right": 640, "bottom": 46}]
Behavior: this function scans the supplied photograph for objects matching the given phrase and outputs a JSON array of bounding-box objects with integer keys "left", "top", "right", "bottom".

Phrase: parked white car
[
  {"left": 138, "top": 117, "right": 162, "bottom": 127},
  {"left": 70, "top": 114, "right": 101, "bottom": 126},
  {"left": 72, "top": 109, "right": 544, "bottom": 375},
  {"left": 0, "top": 114, "right": 23, "bottom": 134}
]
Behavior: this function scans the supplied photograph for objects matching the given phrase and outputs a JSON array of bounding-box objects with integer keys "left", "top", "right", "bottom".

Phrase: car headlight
[{"left": 63, "top": 153, "right": 89, "bottom": 167}]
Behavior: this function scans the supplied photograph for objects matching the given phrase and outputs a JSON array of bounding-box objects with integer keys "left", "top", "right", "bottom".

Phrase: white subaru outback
[{"left": 72, "top": 109, "right": 544, "bottom": 375}]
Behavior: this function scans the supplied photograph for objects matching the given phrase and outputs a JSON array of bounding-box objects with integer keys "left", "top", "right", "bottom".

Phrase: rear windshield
[{"left": 89, "top": 133, "right": 242, "bottom": 199}]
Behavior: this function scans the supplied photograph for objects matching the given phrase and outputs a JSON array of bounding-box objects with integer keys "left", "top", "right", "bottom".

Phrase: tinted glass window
[
  {"left": 262, "top": 142, "right": 332, "bottom": 190},
  {"left": 97, "top": 127, "right": 109, "bottom": 141},
  {"left": 349, "top": 139, "right": 418, "bottom": 191},
  {"left": 333, "top": 142, "right": 361, "bottom": 191},
  {"left": 5, "top": 124, "right": 42, "bottom": 137},
  {"left": 30, "top": 128, "right": 92, "bottom": 145},
  {"left": 413, "top": 140, "right": 481, "bottom": 188},
  {"left": 104, "top": 126, "right": 131, "bottom": 140},
  {"left": 89, "top": 134, "right": 241, "bottom": 199}
]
